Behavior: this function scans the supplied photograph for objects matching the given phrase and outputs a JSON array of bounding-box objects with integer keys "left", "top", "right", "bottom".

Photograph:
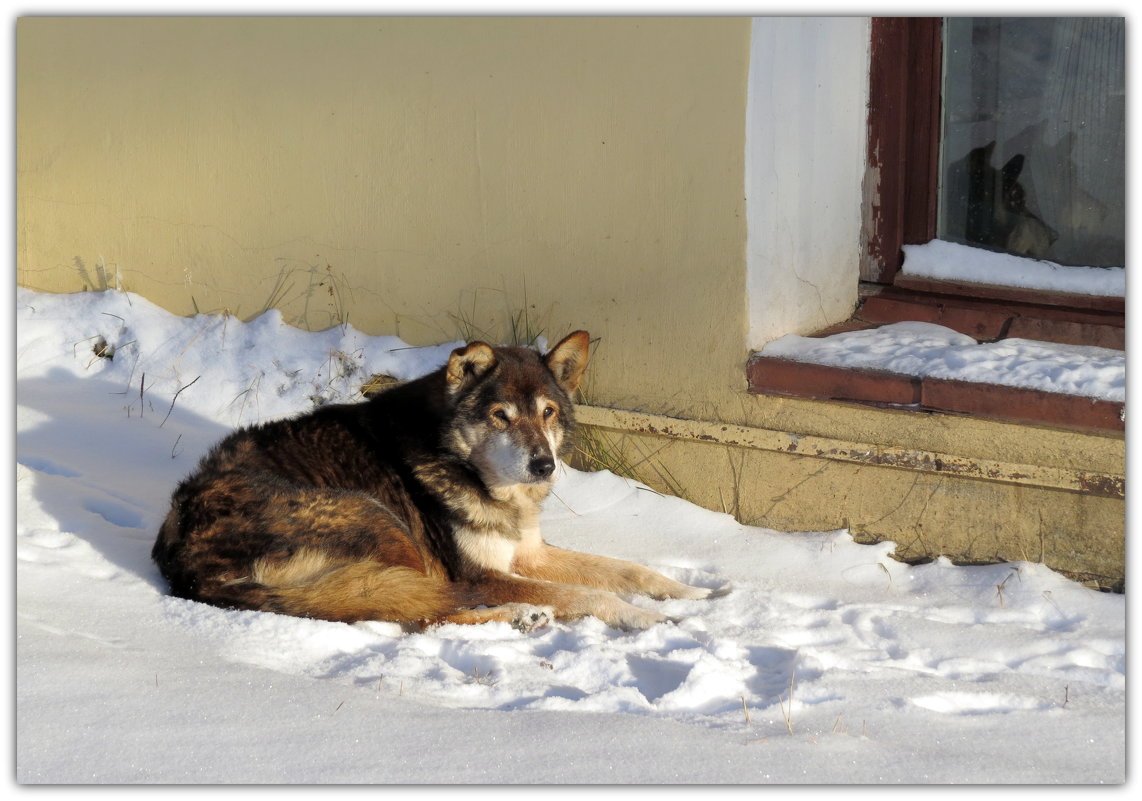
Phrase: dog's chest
[
  {"left": 447, "top": 482, "right": 550, "bottom": 575},
  {"left": 453, "top": 486, "right": 544, "bottom": 573},
  {"left": 454, "top": 528, "right": 522, "bottom": 573}
]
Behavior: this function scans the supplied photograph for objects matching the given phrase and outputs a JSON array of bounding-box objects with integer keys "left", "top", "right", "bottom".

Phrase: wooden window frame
[
  {"left": 861, "top": 17, "right": 943, "bottom": 285},
  {"left": 859, "top": 17, "right": 1124, "bottom": 316},
  {"left": 748, "top": 17, "right": 1124, "bottom": 433}
]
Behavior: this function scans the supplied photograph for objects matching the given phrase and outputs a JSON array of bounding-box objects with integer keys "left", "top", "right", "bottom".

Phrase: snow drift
[{"left": 14, "top": 288, "right": 1125, "bottom": 783}]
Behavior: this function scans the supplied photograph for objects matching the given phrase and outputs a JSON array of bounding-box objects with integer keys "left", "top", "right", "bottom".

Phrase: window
[
  {"left": 862, "top": 17, "right": 1125, "bottom": 284},
  {"left": 749, "top": 18, "right": 1124, "bottom": 432},
  {"left": 940, "top": 18, "right": 1125, "bottom": 268}
]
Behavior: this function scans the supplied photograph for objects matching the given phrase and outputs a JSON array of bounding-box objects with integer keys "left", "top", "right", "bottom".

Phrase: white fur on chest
[
  {"left": 455, "top": 486, "right": 545, "bottom": 573},
  {"left": 454, "top": 527, "right": 519, "bottom": 573}
]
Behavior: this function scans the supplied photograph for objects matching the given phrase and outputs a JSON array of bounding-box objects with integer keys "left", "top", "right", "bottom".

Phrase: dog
[
  {"left": 947, "top": 141, "right": 1058, "bottom": 258},
  {"left": 152, "top": 330, "right": 726, "bottom": 632}
]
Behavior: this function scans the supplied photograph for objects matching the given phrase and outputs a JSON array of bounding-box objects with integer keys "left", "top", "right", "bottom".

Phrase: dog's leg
[
  {"left": 432, "top": 603, "right": 554, "bottom": 633},
  {"left": 514, "top": 544, "right": 728, "bottom": 601},
  {"left": 238, "top": 553, "right": 463, "bottom": 624},
  {"left": 457, "top": 572, "right": 673, "bottom": 630}
]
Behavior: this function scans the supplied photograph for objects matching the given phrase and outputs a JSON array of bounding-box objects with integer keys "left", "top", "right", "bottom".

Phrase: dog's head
[{"left": 444, "top": 331, "right": 590, "bottom": 488}]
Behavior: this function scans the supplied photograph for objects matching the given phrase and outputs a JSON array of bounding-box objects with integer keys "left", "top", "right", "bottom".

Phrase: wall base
[{"left": 572, "top": 404, "right": 1125, "bottom": 591}]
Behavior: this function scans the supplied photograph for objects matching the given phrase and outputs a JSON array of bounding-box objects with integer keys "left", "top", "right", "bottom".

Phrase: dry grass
[
  {"left": 571, "top": 424, "right": 688, "bottom": 501},
  {"left": 778, "top": 668, "right": 797, "bottom": 735}
]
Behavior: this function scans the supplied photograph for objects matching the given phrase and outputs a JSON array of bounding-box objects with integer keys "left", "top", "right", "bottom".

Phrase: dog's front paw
[
  {"left": 508, "top": 604, "right": 554, "bottom": 633},
  {"left": 701, "top": 582, "right": 733, "bottom": 599},
  {"left": 611, "top": 604, "right": 672, "bottom": 631},
  {"left": 664, "top": 581, "right": 732, "bottom": 601}
]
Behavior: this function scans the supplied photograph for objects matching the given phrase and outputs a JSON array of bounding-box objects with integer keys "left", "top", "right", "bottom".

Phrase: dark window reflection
[{"left": 939, "top": 18, "right": 1125, "bottom": 268}]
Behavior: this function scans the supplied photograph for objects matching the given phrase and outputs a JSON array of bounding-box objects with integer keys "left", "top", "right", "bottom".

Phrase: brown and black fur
[{"left": 152, "top": 331, "right": 725, "bottom": 631}]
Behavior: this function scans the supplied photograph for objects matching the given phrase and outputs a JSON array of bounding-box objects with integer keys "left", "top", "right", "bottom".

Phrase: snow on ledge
[
  {"left": 901, "top": 240, "right": 1125, "bottom": 298},
  {"left": 760, "top": 321, "right": 1124, "bottom": 403}
]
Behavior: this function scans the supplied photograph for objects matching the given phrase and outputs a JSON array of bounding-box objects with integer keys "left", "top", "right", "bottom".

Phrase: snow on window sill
[
  {"left": 901, "top": 240, "right": 1124, "bottom": 299},
  {"left": 748, "top": 321, "right": 1125, "bottom": 433}
]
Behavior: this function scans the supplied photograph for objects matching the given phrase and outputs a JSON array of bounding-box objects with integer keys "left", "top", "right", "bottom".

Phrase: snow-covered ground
[
  {"left": 14, "top": 288, "right": 1125, "bottom": 784},
  {"left": 901, "top": 239, "right": 1125, "bottom": 297}
]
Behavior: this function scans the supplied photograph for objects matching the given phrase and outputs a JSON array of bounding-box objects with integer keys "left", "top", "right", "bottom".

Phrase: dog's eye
[
  {"left": 492, "top": 409, "right": 511, "bottom": 424},
  {"left": 542, "top": 405, "right": 556, "bottom": 419}
]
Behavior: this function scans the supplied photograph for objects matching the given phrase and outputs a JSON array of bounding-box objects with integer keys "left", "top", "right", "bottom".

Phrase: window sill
[
  {"left": 747, "top": 355, "right": 1123, "bottom": 433},
  {"left": 862, "top": 281, "right": 1125, "bottom": 348},
  {"left": 747, "top": 286, "right": 1125, "bottom": 434}
]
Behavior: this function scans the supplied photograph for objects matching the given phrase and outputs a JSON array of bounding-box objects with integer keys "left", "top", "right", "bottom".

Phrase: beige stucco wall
[
  {"left": 16, "top": 17, "right": 1124, "bottom": 585},
  {"left": 576, "top": 404, "right": 1124, "bottom": 587},
  {"left": 17, "top": 16, "right": 752, "bottom": 415}
]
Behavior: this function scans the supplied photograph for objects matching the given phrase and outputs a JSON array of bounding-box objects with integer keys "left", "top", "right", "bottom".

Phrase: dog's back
[{"left": 152, "top": 370, "right": 471, "bottom": 623}]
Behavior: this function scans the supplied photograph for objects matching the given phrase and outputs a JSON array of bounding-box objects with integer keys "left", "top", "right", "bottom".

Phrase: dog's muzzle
[{"left": 528, "top": 454, "right": 556, "bottom": 481}]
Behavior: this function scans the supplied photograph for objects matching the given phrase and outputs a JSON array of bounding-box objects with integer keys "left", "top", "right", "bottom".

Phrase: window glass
[{"left": 938, "top": 18, "right": 1125, "bottom": 268}]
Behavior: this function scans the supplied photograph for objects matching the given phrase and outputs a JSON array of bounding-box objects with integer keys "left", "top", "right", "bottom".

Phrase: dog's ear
[
  {"left": 545, "top": 331, "right": 590, "bottom": 393},
  {"left": 1001, "top": 153, "right": 1025, "bottom": 186},
  {"left": 445, "top": 342, "right": 496, "bottom": 395}
]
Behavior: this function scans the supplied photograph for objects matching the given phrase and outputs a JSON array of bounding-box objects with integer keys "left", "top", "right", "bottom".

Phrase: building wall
[
  {"left": 576, "top": 403, "right": 1125, "bottom": 588},
  {"left": 745, "top": 17, "right": 870, "bottom": 347},
  {"left": 16, "top": 17, "right": 1124, "bottom": 585},
  {"left": 17, "top": 16, "right": 754, "bottom": 416}
]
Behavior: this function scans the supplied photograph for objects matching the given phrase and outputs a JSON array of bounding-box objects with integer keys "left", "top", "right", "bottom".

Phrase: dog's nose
[{"left": 528, "top": 455, "right": 555, "bottom": 479}]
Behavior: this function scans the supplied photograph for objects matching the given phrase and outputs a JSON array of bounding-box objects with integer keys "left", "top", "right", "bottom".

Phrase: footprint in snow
[
  {"left": 17, "top": 455, "right": 81, "bottom": 478},
  {"left": 82, "top": 497, "right": 146, "bottom": 530}
]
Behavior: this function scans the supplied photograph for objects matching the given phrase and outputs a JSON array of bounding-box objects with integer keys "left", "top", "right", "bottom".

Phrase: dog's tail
[{"left": 200, "top": 549, "right": 462, "bottom": 625}]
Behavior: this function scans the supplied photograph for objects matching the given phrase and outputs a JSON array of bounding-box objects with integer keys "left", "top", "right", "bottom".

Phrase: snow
[
  {"left": 14, "top": 287, "right": 1126, "bottom": 784},
  {"left": 901, "top": 239, "right": 1125, "bottom": 297},
  {"left": 761, "top": 321, "right": 1125, "bottom": 403}
]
